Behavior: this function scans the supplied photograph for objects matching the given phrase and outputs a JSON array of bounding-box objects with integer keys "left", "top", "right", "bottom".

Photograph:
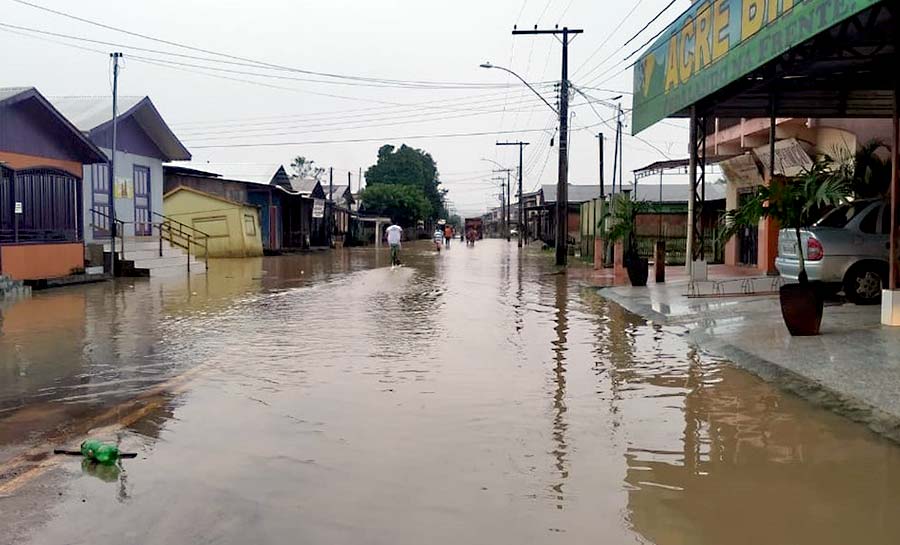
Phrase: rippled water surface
[{"left": 2, "top": 241, "right": 899, "bottom": 544}]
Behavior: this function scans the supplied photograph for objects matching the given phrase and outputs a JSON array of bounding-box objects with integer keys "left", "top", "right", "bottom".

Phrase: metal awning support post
[
  {"left": 891, "top": 80, "right": 899, "bottom": 291},
  {"left": 883, "top": 75, "right": 900, "bottom": 325},
  {"left": 686, "top": 106, "right": 708, "bottom": 279},
  {"left": 686, "top": 107, "right": 697, "bottom": 277}
]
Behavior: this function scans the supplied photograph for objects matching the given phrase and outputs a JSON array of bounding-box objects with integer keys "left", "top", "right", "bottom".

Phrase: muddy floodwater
[{"left": 2, "top": 241, "right": 900, "bottom": 545}]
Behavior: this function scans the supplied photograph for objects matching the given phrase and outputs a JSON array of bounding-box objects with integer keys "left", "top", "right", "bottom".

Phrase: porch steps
[
  {"left": 104, "top": 238, "right": 206, "bottom": 277},
  {"left": 0, "top": 274, "right": 31, "bottom": 300}
]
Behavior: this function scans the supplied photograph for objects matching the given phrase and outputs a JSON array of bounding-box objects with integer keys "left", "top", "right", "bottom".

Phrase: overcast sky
[{"left": 1, "top": 0, "right": 691, "bottom": 216}]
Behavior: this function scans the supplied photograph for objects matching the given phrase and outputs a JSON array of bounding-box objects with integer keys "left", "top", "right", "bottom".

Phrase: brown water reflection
[{"left": 1, "top": 241, "right": 899, "bottom": 545}]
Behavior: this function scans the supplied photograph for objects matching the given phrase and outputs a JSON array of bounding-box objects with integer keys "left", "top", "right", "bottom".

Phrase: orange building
[{"left": 0, "top": 87, "right": 107, "bottom": 281}]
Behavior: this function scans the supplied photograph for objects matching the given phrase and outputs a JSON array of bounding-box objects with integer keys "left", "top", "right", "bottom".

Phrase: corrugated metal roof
[
  {"left": 0, "top": 87, "right": 30, "bottom": 102},
  {"left": 167, "top": 162, "right": 286, "bottom": 186},
  {"left": 49, "top": 96, "right": 143, "bottom": 131},
  {"left": 289, "top": 177, "right": 321, "bottom": 196},
  {"left": 0, "top": 87, "right": 107, "bottom": 164},
  {"left": 621, "top": 182, "right": 727, "bottom": 202},
  {"left": 50, "top": 96, "right": 190, "bottom": 161},
  {"left": 541, "top": 184, "right": 604, "bottom": 204}
]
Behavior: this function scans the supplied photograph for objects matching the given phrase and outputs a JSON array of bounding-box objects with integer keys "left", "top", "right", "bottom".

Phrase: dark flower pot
[
  {"left": 779, "top": 282, "right": 824, "bottom": 336},
  {"left": 625, "top": 256, "right": 649, "bottom": 287}
]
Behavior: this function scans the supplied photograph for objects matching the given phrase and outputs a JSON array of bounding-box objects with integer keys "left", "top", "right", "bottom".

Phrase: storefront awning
[{"left": 631, "top": 0, "right": 887, "bottom": 134}]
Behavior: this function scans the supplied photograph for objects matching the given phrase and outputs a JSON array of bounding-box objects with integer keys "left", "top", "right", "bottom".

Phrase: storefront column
[{"left": 882, "top": 78, "right": 900, "bottom": 325}]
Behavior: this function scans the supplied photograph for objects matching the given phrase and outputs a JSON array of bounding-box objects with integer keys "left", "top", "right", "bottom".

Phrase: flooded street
[{"left": 2, "top": 240, "right": 900, "bottom": 544}]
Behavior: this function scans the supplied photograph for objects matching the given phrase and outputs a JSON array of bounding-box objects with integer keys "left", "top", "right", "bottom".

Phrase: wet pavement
[{"left": 2, "top": 241, "right": 900, "bottom": 544}]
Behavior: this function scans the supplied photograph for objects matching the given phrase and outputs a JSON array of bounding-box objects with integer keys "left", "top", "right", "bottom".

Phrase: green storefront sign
[{"left": 631, "top": 0, "right": 882, "bottom": 134}]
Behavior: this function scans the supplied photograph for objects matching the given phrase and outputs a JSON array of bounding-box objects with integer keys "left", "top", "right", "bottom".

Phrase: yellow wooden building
[{"left": 163, "top": 186, "right": 263, "bottom": 258}]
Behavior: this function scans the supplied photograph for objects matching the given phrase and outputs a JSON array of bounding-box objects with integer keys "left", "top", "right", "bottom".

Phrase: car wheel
[{"left": 843, "top": 263, "right": 886, "bottom": 305}]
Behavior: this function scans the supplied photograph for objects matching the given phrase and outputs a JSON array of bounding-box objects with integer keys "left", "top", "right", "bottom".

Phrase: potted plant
[
  {"left": 606, "top": 193, "right": 651, "bottom": 286},
  {"left": 722, "top": 159, "right": 849, "bottom": 336}
]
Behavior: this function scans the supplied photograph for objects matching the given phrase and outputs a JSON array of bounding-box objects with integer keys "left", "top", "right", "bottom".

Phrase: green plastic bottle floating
[
  {"left": 53, "top": 441, "right": 138, "bottom": 463},
  {"left": 80, "top": 440, "right": 121, "bottom": 464}
]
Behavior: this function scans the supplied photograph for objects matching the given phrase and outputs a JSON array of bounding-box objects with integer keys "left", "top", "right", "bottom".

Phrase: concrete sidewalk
[{"left": 597, "top": 277, "right": 900, "bottom": 442}]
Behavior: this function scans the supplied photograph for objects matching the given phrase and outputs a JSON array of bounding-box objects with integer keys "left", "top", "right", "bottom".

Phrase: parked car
[{"left": 775, "top": 198, "right": 896, "bottom": 304}]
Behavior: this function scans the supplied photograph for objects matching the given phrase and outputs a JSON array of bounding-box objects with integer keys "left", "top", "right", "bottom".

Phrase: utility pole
[
  {"left": 496, "top": 141, "right": 529, "bottom": 247},
  {"left": 492, "top": 168, "right": 513, "bottom": 241},
  {"left": 492, "top": 176, "right": 507, "bottom": 238},
  {"left": 328, "top": 167, "right": 334, "bottom": 247},
  {"left": 597, "top": 132, "right": 605, "bottom": 199},
  {"left": 109, "top": 52, "right": 122, "bottom": 276},
  {"left": 617, "top": 103, "right": 624, "bottom": 198},
  {"left": 513, "top": 25, "right": 582, "bottom": 265}
]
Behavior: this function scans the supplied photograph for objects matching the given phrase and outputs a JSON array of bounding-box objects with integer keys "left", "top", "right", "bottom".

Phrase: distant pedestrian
[
  {"left": 466, "top": 227, "right": 477, "bottom": 247},
  {"left": 433, "top": 227, "right": 444, "bottom": 252},
  {"left": 386, "top": 222, "right": 403, "bottom": 266},
  {"left": 443, "top": 224, "right": 453, "bottom": 249}
]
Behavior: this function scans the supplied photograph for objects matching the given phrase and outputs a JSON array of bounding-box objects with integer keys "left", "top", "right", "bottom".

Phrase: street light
[{"left": 480, "top": 62, "right": 559, "bottom": 115}]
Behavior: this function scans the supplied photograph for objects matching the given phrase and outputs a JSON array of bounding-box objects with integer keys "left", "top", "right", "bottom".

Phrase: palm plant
[
  {"left": 606, "top": 193, "right": 652, "bottom": 260},
  {"left": 721, "top": 157, "right": 850, "bottom": 283},
  {"left": 834, "top": 139, "right": 892, "bottom": 199}
]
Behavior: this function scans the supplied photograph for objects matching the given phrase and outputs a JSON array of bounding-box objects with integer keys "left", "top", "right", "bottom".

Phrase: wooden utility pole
[
  {"left": 493, "top": 168, "right": 512, "bottom": 241},
  {"left": 496, "top": 141, "right": 529, "bottom": 247},
  {"left": 513, "top": 26, "right": 582, "bottom": 265}
]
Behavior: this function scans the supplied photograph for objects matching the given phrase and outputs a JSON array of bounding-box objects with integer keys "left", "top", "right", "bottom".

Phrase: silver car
[{"left": 775, "top": 198, "right": 897, "bottom": 304}]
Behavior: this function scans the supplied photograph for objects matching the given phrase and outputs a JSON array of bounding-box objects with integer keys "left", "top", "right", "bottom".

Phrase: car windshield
[{"left": 814, "top": 201, "right": 872, "bottom": 228}]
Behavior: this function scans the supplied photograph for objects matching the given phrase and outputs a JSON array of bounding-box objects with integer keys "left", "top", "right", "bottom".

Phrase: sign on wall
[
  {"left": 631, "top": 0, "right": 881, "bottom": 134},
  {"left": 114, "top": 177, "right": 133, "bottom": 199},
  {"left": 312, "top": 199, "right": 325, "bottom": 219}
]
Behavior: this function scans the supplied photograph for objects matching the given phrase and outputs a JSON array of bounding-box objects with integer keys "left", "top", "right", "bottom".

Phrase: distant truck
[{"left": 464, "top": 217, "right": 483, "bottom": 240}]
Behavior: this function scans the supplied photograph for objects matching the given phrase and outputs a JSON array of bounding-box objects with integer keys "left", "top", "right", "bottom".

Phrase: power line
[
  {"left": 188, "top": 127, "right": 554, "bottom": 149},
  {"left": 578, "top": 0, "right": 679, "bottom": 85},
  {"left": 174, "top": 93, "right": 559, "bottom": 134},
  {"left": 182, "top": 105, "right": 548, "bottom": 143},
  {"left": 9, "top": 0, "right": 525, "bottom": 89},
  {"left": 171, "top": 86, "right": 556, "bottom": 128},
  {"left": 572, "top": 0, "right": 646, "bottom": 77}
]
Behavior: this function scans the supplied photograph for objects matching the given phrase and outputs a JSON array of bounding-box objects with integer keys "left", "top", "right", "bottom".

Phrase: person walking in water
[
  {"left": 433, "top": 226, "right": 444, "bottom": 253},
  {"left": 443, "top": 224, "right": 453, "bottom": 249},
  {"left": 385, "top": 222, "right": 403, "bottom": 266}
]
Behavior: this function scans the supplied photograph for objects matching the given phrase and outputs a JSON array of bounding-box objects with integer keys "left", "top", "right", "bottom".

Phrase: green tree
[
  {"left": 448, "top": 214, "right": 462, "bottom": 229},
  {"left": 290, "top": 156, "right": 325, "bottom": 181},
  {"left": 365, "top": 144, "right": 446, "bottom": 219},
  {"left": 359, "top": 184, "right": 433, "bottom": 227}
]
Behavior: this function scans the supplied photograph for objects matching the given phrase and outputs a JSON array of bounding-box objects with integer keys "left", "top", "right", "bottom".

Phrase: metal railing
[
  {"left": 90, "top": 208, "right": 209, "bottom": 274},
  {"left": 152, "top": 212, "right": 209, "bottom": 272},
  {"left": 89, "top": 208, "right": 127, "bottom": 257}
]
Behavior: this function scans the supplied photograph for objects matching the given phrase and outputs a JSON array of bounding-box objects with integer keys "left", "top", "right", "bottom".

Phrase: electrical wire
[
  {"left": 9, "top": 0, "right": 525, "bottom": 89},
  {"left": 580, "top": 0, "right": 681, "bottom": 87},
  {"left": 188, "top": 127, "right": 556, "bottom": 149},
  {"left": 571, "top": 0, "right": 646, "bottom": 77}
]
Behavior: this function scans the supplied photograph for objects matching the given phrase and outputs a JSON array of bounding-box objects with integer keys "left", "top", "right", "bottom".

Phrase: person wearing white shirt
[{"left": 385, "top": 223, "right": 403, "bottom": 265}]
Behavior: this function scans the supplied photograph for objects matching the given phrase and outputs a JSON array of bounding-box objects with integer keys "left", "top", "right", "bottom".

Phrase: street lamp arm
[{"left": 480, "top": 63, "right": 559, "bottom": 116}]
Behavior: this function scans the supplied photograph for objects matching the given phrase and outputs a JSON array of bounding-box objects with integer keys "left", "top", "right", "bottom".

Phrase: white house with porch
[{"left": 51, "top": 96, "right": 201, "bottom": 275}]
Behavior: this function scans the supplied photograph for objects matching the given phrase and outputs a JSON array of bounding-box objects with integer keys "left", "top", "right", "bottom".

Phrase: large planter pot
[
  {"left": 779, "top": 283, "right": 824, "bottom": 336},
  {"left": 626, "top": 256, "right": 649, "bottom": 287}
]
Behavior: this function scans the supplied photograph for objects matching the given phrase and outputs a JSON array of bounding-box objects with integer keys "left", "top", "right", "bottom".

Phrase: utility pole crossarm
[{"left": 512, "top": 28, "right": 583, "bottom": 35}]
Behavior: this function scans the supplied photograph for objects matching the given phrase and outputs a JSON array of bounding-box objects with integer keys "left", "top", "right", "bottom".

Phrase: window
[
  {"left": 859, "top": 205, "right": 879, "bottom": 234},
  {"left": 815, "top": 201, "right": 870, "bottom": 229},
  {"left": 1, "top": 168, "right": 81, "bottom": 243},
  {"left": 244, "top": 214, "right": 256, "bottom": 236}
]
